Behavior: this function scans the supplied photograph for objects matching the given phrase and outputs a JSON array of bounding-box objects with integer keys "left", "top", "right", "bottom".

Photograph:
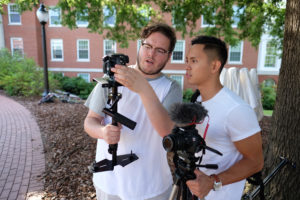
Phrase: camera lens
[{"left": 162, "top": 136, "right": 174, "bottom": 152}]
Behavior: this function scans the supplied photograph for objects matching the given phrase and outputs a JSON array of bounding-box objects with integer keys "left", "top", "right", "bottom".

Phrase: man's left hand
[{"left": 186, "top": 169, "right": 214, "bottom": 199}]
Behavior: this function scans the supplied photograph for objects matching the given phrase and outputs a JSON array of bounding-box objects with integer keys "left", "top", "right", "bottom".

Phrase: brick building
[{"left": 1, "top": 1, "right": 281, "bottom": 89}]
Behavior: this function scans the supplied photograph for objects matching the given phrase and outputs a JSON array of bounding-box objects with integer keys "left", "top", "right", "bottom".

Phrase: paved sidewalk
[{"left": 0, "top": 95, "right": 45, "bottom": 200}]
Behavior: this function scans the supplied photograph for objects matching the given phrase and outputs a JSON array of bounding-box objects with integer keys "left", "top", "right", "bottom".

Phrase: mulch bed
[{"left": 1, "top": 91, "right": 272, "bottom": 199}]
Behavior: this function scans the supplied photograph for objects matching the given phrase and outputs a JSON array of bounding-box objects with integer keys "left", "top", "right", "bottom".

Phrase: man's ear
[{"left": 211, "top": 60, "right": 222, "bottom": 74}]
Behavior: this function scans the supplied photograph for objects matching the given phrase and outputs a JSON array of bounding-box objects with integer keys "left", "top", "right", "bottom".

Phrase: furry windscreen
[{"left": 169, "top": 102, "right": 208, "bottom": 126}]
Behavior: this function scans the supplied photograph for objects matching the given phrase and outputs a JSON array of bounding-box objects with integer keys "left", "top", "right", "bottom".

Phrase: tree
[
  {"left": 2, "top": 0, "right": 299, "bottom": 199},
  {"left": 0, "top": 0, "right": 285, "bottom": 48},
  {"left": 264, "top": 0, "right": 300, "bottom": 199}
]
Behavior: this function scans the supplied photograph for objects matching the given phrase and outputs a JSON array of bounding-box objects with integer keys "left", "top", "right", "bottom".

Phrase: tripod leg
[{"left": 169, "top": 184, "right": 180, "bottom": 200}]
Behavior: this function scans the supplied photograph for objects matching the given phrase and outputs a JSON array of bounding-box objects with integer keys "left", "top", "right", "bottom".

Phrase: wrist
[{"left": 210, "top": 174, "right": 222, "bottom": 191}]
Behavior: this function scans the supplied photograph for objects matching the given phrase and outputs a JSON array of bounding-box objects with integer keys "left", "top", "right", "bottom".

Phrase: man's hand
[
  {"left": 186, "top": 170, "right": 214, "bottom": 199},
  {"left": 111, "top": 65, "right": 148, "bottom": 93},
  {"left": 101, "top": 123, "right": 122, "bottom": 144}
]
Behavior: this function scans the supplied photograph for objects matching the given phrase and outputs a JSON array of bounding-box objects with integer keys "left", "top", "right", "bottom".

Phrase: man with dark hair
[
  {"left": 185, "top": 35, "right": 263, "bottom": 200},
  {"left": 84, "top": 23, "right": 182, "bottom": 200}
]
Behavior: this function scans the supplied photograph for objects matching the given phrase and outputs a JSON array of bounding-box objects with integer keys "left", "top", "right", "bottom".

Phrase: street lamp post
[{"left": 36, "top": 3, "right": 49, "bottom": 97}]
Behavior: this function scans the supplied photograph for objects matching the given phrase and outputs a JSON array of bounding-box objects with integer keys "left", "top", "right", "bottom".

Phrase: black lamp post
[{"left": 36, "top": 3, "right": 49, "bottom": 97}]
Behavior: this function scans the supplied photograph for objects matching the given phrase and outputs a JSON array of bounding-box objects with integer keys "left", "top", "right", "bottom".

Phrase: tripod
[{"left": 88, "top": 78, "right": 138, "bottom": 172}]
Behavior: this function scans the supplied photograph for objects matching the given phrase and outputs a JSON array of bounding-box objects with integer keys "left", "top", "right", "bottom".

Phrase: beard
[{"left": 137, "top": 53, "right": 168, "bottom": 75}]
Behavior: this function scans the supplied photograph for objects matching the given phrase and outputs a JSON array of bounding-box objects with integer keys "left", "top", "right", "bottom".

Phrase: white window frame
[
  {"left": 171, "top": 40, "right": 185, "bottom": 64},
  {"left": 103, "top": 6, "right": 116, "bottom": 27},
  {"left": 77, "top": 73, "right": 90, "bottom": 83},
  {"left": 51, "top": 39, "right": 64, "bottom": 61},
  {"left": 228, "top": 41, "right": 243, "bottom": 64},
  {"left": 201, "top": 13, "right": 215, "bottom": 28},
  {"left": 137, "top": 39, "right": 142, "bottom": 53},
  {"left": 77, "top": 39, "right": 90, "bottom": 62},
  {"left": 232, "top": 5, "right": 244, "bottom": 28},
  {"left": 257, "top": 34, "right": 281, "bottom": 75},
  {"left": 8, "top": 4, "right": 21, "bottom": 25},
  {"left": 170, "top": 75, "right": 184, "bottom": 90},
  {"left": 49, "top": 7, "right": 62, "bottom": 27},
  {"left": 76, "top": 10, "right": 89, "bottom": 27},
  {"left": 10, "top": 37, "right": 24, "bottom": 56},
  {"left": 103, "top": 40, "right": 116, "bottom": 56}
]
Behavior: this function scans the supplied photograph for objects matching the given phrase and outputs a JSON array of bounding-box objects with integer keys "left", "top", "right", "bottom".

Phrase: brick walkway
[{"left": 0, "top": 95, "right": 45, "bottom": 200}]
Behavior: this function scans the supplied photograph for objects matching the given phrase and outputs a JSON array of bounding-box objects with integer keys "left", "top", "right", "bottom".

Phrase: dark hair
[
  {"left": 141, "top": 23, "right": 177, "bottom": 53},
  {"left": 191, "top": 36, "right": 228, "bottom": 72}
]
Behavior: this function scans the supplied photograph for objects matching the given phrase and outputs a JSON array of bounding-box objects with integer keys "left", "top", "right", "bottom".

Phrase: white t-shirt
[
  {"left": 85, "top": 73, "right": 182, "bottom": 200},
  {"left": 195, "top": 87, "right": 261, "bottom": 200}
]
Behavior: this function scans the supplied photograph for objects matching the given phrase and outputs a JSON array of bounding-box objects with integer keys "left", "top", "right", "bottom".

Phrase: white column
[{"left": 0, "top": 14, "right": 5, "bottom": 49}]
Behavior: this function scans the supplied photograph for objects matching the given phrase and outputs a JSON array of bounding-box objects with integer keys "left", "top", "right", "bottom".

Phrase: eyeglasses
[{"left": 141, "top": 42, "right": 170, "bottom": 56}]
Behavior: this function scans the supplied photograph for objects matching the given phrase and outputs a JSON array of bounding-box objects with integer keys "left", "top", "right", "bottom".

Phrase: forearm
[
  {"left": 139, "top": 84, "right": 174, "bottom": 137},
  {"left": 84, "top": 116, "right": 105, "bottom": 139},
  {"left": 217, "top": 156, "right": 264, "bottom": 186}
]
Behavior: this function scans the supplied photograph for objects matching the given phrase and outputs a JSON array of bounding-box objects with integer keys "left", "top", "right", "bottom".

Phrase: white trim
[
  {"left": 49, "top": 68, "right": 103, "bottom": 72},
  {"left": 171, "top": 40, "right": 185, "bottom": 64},
  {"left": 48, "top": 68, "right": 185, "bottom": 74},
  {"left": 49, "top": 7, "right": 62, "bottom": 27},
  {"left": 8, "top": 3, "right": 21, "bottom": 25},
  {"left": 50, "top": 39, "right": 64, "bottom": 61},
  {"left": 162, "top": 70, "right": 186, "bottom": 74},
  {"left": 77, "top": 73, "right": 91, "bottom": 82},
  {"left": 10, "top": 37, "right": 24, "bottom": 56},
  {"left": 228, "top": 41, "right": 243, "bottom": 64},
  {"left": 77, "top": 39, "right": 90, "bottom": 62},
  {"left": 257, "top": 34, "right": 281, "bottom": 75},
  {"left": 103, "top": 39, "right": 116, "bottom": 56}
]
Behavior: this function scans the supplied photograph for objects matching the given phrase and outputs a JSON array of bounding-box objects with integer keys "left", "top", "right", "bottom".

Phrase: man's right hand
[{"left": 101, "top": 123, "right": 121, "bottom": 144}]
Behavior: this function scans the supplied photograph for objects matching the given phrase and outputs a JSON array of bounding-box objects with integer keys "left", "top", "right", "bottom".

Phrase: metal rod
[{"left": 41, "top": 22, "right": 49, "bottom": 96}]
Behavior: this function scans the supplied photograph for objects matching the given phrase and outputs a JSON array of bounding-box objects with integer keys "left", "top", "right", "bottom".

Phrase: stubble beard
[{"left": 137, "top": 53, "right": 168, "bottom": 76}]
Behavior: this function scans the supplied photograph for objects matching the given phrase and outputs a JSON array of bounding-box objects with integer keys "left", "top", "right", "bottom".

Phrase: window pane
[
  {"left": 104, "top": 40, "right": 115, "bottom": 55},
  {"left": 78, "top": 40, "right": 89, "bottom": 60},
  {"left": 103, "top": 6, "right": 116, "bottom": 27},
  {"left": 11, "top": 38, "right": 24, "bottom": 56},
  {"left": 76, "top": 10, "right": 88, "bottom": 26},
  {"left": 264, "top": 42, "right": 276, "bottom": 68},
  {"left": 229, "top": 42, "right": 242, "bottom": 62},
  {"left": 172, "top": 41, "right": 184, "bottom": 62},
  {"left": 50, "top": 8, "right": 61, "bottom": 25},
  {"left": 8, "top": 4, "right": 21, "bottom": 24},
  {"left": 78, "top": 73, "right": 90, "bottom": 82},
  {"left": 51, "top": 40, "right": 63, "bottom": 60}
]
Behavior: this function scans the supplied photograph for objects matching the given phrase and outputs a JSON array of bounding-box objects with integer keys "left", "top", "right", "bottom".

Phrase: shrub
[
  {"left": 0, "top": 49, "right": 60, "bottom": 96},
  {"left": 183, "top": 88, "right": 194, "bottom": 102},
  {"left": 53, "top": 73, "right": 96, "bottom": 99},
  {"left": 261, "top": 84, "right": 276, "bottom": 110}
]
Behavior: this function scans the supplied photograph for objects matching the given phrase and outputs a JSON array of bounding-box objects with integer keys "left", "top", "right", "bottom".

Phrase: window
[
  {"left": 232, "top": 5, "right": 244, "bottom": 28},
  {"left": 137, "top": 8, "right": 151, "bottom": 27},
  {"left": 228, "top": 41, "right": 243, "bottom": 64},
  {"left": 51, "top": 39, "right": 63, "bottom": 61},
  {"left": 103, "top": 6, "right": 116, "bottom": 27},
  {"left": 103, "top": 40, "right": 116, "bottom": 56},
  {"left": 49, "top": 7, "right": 61, "bottom": 27},
  {"left": 77, "top": 40, "right": 89, "bottom": 61},
  {"left": 137, "top": 40, "right": 142, "bottom": 53},
  {"left": 76, "top": 10, "right": 88, "bottom": 27},
  {"left": 77, "top": 73, "right": 90, "bottom": 82},
  {"left": 201, "top": 12, "right": 215, "bottom": 27},
  {"left": 264, "top": 42, "right": 277, "bottom": 68},
  {"left": 170, "top": 75, "right": 184, "bottom": 90},
  {"left": 10, "top": 38, "right": 24, "bottom": 56},
  {"left": 171, "top": 40, "right": 185, "bottom": 63},
  {"left": 172, "top": 9, "right": 186, "bottom": 27},
  {"left": 8, "top": 4, "right": 21, "bottom": 25}
]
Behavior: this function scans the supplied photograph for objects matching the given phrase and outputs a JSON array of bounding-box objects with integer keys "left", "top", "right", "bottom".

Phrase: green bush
[
  {"left": 53, "top": 73, "right": 96, "bottom": 99},
  {"left": 261, "top": 84, "right": 276, "bottom": 110},
  {"left": 183, "top": 88, "right": 194, "bottom": 102},
  {"left": 0, "top": 49, "right": 60, "bottom": 96}
]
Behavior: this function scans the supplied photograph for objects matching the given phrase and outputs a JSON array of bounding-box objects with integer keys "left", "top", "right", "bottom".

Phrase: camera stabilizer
[
  {"left": 88, "top": 54, "right": 138, "bottom": 173},
  {"left": 163, "top": 103, "right": 223, "bottom": 200}
]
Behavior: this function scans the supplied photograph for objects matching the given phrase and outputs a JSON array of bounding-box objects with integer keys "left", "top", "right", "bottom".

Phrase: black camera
[
  {"left": 163, "top": 125, "right": 204, "bottom": 154},
  {"left": 103, "top": 53, "right": 129, "bottom": 78}
]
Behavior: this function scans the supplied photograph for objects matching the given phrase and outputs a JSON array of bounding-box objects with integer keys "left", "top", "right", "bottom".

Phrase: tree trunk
[{"left": 264, "top": 0, "right": 300, "bottom": 199}]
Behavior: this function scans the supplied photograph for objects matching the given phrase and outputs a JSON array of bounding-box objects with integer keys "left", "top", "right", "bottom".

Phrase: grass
[{"left": 263, "top": 110, "right": 273, "bottom": 116}]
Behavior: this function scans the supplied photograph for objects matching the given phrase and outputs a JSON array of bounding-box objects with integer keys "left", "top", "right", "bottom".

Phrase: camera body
[
  {"left": 103, "top": 53, "right": 129, "bottom": 87},
  {"left": 163, "top": 125, "right": 204, "bottom": 155}
]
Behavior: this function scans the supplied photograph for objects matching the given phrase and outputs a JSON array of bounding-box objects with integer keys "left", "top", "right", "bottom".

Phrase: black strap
[
  {"left": 247, "top": 171, "right": 265, "bottom": 200},
  {"left": 190, "top": 89, "right": 200, "bottom": 103}
]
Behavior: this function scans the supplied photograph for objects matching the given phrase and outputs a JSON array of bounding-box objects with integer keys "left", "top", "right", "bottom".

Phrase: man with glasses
[{"left": 84, "top": 23, "right": 182, "bottom": 200}]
